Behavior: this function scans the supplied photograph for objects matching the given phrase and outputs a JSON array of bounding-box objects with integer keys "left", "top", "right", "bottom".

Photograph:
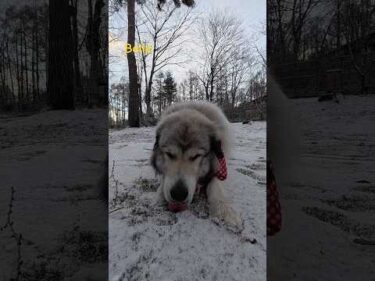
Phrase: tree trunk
[
  {"left": 1, "top": 42, "right": 6, "bottom": 104},
  {"left": 33, "top": 0, "right": 39, "bottom": 101},
  {"left": 48, "top": 0, "right": 75, "bottom": 109},
  {"left": 87, "top": 0, "right": 93, "bottom": 106},
  {"left": 23, "top": 27, "right": 29, "bottom": 104},
  {"left": 336, "top": 0, "right": 341, "bottom": 49},
  {"left": 144, "top": 47, "right": 156, "bottom": 117},
  {"left": 122, "top": 87, "right": 126, "bottom": 125},
  {"left": 16, "top": 34, "right": 23, "bottom": 109},
  {"left": 93, "top": 0, "right": 105, "bottom": 104},
  {"left": 209, "top": 81, "right": 214, "bottom": 102},
  {"left": 231, "top": 90, "right": 235, "bottom": 109},
  {"left": 145, "top": 70, "right": 154, "bottom": 117},
  {"left": 138, "top": 63, "right": 143, "bottom": 122},
  {"left": 32, "top": 14, "right": 36, "bottom": 104},
  {"left": 6, "top": 40, "right": 15, "bottom": 98},
  {"left": 138, "top": 81, "right": 143, "bottom": 122},
  {"left": 127, "top": 0, "right": 140, "bottom": 127},
  {"left": 71, "top": 0, "right": 83, "bottom": 103},
  {"left": 35, "top": 13, "right": 40, "bottom": 100},
  {"left": 86, "top": 0, "right": 105, "bottom": 106},
  {"left": 20, "top": 31, "right": 24, "bottom": 107}
]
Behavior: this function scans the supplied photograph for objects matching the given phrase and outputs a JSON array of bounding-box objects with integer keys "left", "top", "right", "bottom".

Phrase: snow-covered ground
[
  {"left": 109, "top": 122, "right": 267, "bottom": 281},
  {"left": 268, "top": 95, "right": 375, "bottom": 281},
  {"left": 0, "top": 109, "right": 107, "bottom": 280}
]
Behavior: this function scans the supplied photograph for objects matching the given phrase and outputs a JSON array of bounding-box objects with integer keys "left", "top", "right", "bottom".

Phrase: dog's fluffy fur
[{"left": 151, "top": 101, "right": 242, "bottom": 227}]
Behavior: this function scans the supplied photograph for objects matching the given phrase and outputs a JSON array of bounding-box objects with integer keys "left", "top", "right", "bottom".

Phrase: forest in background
[
  {"left": 0, "top": 0, "right": 108, "bottom": 112},
  {"left": 109, "top": 0, "right": 266, "bottom": 127},
  {"left": 268, "top": 0, "right": 375, "bottom": 97}
]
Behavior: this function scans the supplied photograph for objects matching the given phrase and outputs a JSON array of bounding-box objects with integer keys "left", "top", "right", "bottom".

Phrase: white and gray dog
[{"left": 151, "top": 101, "right": 242, "bottom": 227}]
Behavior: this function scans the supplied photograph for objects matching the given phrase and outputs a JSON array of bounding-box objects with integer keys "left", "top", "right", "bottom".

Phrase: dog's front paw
[
  {"left": 209, "top": 202, "right": 243, "bottom": 231},
  {"left": 152, "top": 188, "right": 165, "bottom": 207}
]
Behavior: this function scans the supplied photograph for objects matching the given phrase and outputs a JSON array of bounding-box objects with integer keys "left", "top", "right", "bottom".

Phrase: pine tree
[
  {"left": 154, "top": 71, "right": 165, "bottom": 115},
  {"left": 163, "top": 71, "right": 176, "bottom": 106}
]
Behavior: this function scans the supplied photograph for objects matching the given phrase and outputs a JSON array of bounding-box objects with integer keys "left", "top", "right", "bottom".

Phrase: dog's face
[{"left": 151, "top": 112, "right": 220, "bottom": 205}]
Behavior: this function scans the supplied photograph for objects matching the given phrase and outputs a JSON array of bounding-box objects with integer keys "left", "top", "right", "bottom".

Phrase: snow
[
  {"left": 268, "top": 94, "right": 375, "bottom": 281},
  {"left": 0, "top": 109, "right": 107, "bottom": 280},
  {"left": 109, "top": 122, "right": 267, "bottom": 281}
]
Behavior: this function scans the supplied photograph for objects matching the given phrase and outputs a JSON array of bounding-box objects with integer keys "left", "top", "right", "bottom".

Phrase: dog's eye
[
  {"left": 189, "top": 154, "right": 201, "bottom": 161},
  {"left": 165, "top": 152, "right": 176, "bottom": 160}
]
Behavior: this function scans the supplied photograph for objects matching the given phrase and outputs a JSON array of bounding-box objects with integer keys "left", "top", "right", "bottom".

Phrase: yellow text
[{"left": 124, "top": 43, "right": 153, "bottom": 55}]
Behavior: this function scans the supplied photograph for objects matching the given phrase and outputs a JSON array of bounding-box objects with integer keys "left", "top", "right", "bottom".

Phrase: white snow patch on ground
[
  {"left": 268, "top": 95, "right": 375, "bottom": 281},
  {"left": 109, "top": 122, "right": 266, "bottom": 281},
  {"left": 0, "top": 109, "right": 107, "bottom": 280}
]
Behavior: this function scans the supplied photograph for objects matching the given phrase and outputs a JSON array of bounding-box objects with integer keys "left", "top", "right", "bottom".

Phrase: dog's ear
[
  {"left": 210, "top": 135, "right": 224, "bottom": 159},
  {"left": 153, "top": 133, "right": 160, "bottom": 151},
  {"left": 151, "top": 132, "right": 162, "bottom": 173}
]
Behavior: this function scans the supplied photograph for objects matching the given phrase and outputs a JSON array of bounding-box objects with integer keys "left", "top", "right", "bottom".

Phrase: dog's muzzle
[
  {"left": 167, "top": 152, "right": 228, "bottom": 213},
  {"left": 167, "top": 179, "right": 189, "bottom": 212}
]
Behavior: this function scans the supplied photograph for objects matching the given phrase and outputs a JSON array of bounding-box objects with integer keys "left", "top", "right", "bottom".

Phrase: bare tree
[
  {"left": 109, "top": 79, "right": 128, "bottom": 127},
  {"left": 0, "top": 0, "right": 107, "bottom": 112},
  {"left": 341, "top": 0, "right": 374, "bottom": 94},
  {"left": 196, "top": 11, "right": 250, "bottom": 105},
  {"left": 179, "top": 70, "right": 201, "bottom": 102},
  {"left": 289, "top": 0, "right": 321, "bottom": 60},
  {"left": 127, "top": 0, "right": 140, "bottom": 127},
  {"left": 71, "top": 0, "right": 83, "bottom": 103},
  {"left": 268, "top": 0, "right": 322, "bottom": 62},
  {"left": 268, "top": 0, "right": 289, "bottom": 61},
  {"left": 111, "top": 0, "right": 194, "bottom": 126},
  {"left": 136, "top": 1, "right": 194, "bottom": 120},
  {"left": 227, "top": 50, "right": 255, "bottom": 108},
  {"left": 153, "top": 71, "right": 165, "bottom": 115}
]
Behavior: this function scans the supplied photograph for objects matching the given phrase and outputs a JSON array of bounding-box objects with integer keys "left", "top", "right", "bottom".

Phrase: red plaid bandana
[
  {"left": 215, "top": 156, "right": 227, "bottom": 181},
  {"left": 196, "top": 156, "right": 227, "bottom": 193},
  {"left": 267, "top": 161, "right": 282, "bottom": 236}
]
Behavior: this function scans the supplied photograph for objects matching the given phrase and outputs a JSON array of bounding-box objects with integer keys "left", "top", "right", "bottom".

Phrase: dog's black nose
[{"left": 170, "top": 180, "right": 188, "bottom": 202}]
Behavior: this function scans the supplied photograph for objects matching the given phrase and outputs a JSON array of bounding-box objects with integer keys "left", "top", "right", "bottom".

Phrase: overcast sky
[{"left": 109, "top": 0, "right": 266, "bottom": 85}]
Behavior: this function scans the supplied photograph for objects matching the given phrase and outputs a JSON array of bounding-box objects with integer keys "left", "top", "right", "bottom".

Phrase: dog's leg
[{"left": 206, "top": 178, "right": 243, "bottom": 228}]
